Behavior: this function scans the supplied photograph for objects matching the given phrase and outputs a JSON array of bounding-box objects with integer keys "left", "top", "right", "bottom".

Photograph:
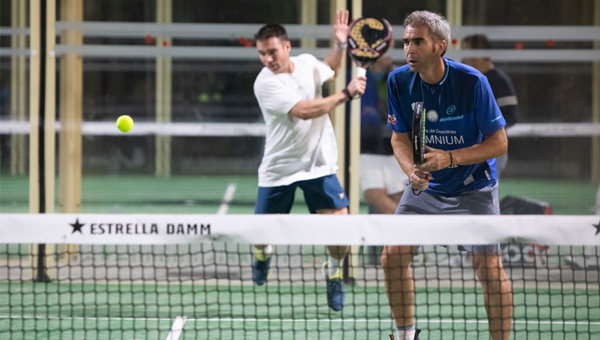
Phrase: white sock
[
  {"left": 327, "top": 256, "right": 342, "bottom": 277},
  {"left": 262, "top": 245, "right": 273, "bottom": 257},
  {"left": 256, "top": 245, "right": 273, "bottom": 261},
  {"left": 396, "top": 325, "right": 415, "bottom": 340}
]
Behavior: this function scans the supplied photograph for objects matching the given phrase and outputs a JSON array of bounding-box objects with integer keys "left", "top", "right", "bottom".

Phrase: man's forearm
[
  {"left": 449, "top": 128, "right": 507, "bottom": 166},
  {"left": 391, "top": 132, "right": 415, "bottom": 177},
  {"left": 289, "top": 91, "right": 349, "bottom": 120},
  {"left": 323, "top": 45, "right": 346, "bottom": 75}
]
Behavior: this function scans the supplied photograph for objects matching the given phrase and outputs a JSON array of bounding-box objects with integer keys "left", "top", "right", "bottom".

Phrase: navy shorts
[
  {"left": 255, "top": 174, "right": 349, "bottom": 214},
  {"left": 395, "top": 183, "right": 501, "bottom": 253}
]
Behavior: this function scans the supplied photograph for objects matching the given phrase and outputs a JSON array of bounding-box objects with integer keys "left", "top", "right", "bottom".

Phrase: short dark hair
[
  {"left": 462, "top": 34, "right": 492, "bottom": 49},
  {"left": 255, "top": 23, "right": 288, "bottom": 42}
]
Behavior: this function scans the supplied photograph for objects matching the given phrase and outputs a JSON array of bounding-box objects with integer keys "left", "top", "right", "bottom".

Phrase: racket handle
[{"left": 356, "top": 67, "right": 367, "bottom": 77}]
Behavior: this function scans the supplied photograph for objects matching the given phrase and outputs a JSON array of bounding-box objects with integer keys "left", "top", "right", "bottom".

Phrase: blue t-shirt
[{"left": 386, "top": 58, "right": 506, "bottom": 196}]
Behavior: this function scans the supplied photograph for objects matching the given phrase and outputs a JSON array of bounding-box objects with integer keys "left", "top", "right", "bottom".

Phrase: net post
[
  {"left": 33, "top": 244, "right": 51, "bottom": 283},
  {"left": 28, "top": 0, "right": 57, "bottom": 280}
]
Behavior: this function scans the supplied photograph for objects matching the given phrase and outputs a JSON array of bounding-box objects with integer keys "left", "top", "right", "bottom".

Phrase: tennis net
[{"left": 0, "top": 214, "right": 599, "bottom": 340}]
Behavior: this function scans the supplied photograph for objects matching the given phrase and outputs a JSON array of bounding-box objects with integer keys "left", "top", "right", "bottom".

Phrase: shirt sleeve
[
  {"left": 474, "top": 76, "right": 506, "bottom": 135},
  {"left": 307, "top": 54, "right": 335, "bottom": 86},
  {"left": 256, "top": 78, "right": 302, "bottom": 116},
  {"left": 387, "top": 73, "right": 409, "bottom": 133}
]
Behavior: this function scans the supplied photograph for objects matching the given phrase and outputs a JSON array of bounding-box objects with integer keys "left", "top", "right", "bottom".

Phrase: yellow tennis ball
[{"left": 116, "top": 115, "right": 133, "bottom": 133}]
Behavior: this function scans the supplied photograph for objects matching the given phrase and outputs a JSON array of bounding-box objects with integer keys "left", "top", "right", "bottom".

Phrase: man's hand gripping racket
[{"left": 347, "top": 17, "right": 393, "bottom": 78}]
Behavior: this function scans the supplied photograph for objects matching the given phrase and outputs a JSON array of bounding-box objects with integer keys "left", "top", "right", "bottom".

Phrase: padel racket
[
  {"left": 347, "top": 17, "right": 392, "bottom": 77},
  {"left": 412, "top": 101, "right": 426, "bottom": 165}
]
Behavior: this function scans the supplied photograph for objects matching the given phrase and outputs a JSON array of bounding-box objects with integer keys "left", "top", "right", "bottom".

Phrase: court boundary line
[
  {"left": 165, "top": 316, "right": 186, "bottom": 340},
  {"left": 217, "top": 183, "right": 236, "bottom": 215}
]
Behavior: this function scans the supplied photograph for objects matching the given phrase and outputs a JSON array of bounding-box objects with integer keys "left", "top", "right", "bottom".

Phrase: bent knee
[
  {"left": 381, "top": 246, "right": 417, "bottom": 268},
  {"left": 472, "top": 253, "right": 506, "bottom": 279}
]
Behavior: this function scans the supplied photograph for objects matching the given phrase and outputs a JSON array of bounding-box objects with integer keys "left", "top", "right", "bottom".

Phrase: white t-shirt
[{"left": 253, "top": 54, "right": 337, "bottom": 187}]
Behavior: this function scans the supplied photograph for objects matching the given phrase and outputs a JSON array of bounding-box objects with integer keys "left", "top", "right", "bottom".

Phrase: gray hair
[{"left": 403, "top": 11, "right": 451, "bottom": 44}]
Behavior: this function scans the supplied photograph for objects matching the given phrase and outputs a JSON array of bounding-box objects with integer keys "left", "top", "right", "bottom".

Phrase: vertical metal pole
[
  {"left": 29, "top": 0, "right": 56, "bottom": 282},
  {"left": 301, "top": 0, "right": 317, "bottom": 48},
  {"left": 17, "top": 0, "right": 27, "bottom": 175},
  {"left": 29, "top": 0, "right": 41, "bottom": 217},
  {"left": 10, "top": 0, "right": 27, "bottom": 176},
  {"left": 36, "top": 0, "right": 50, "bottom": 282},
  {"left": 59, "top": 0, "right": 83, "bottom": 261},
  {"left": 330, "top": 0, "right": 347, "bottom": 191},
  {"left": 348, "top": 0, "right": 361, "bottom": 217},
  {"left": 345, "top": 0, "right": 362, "bottom": 284},
  {"left": 592, "top": 0, "right": 600, "bottom": 184},
  {"left": 155, "top": 0, "right": 173, "bottom": 177},
  {"left": 44, "top": 0, "right": 56, "bottom": 216}
]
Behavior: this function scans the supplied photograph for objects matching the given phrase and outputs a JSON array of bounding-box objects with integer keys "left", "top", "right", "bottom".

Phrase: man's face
[
  {"left": 256, "top": 37, "right": 291, "bottom": 74},
  {"left": 403, "top": 25, "right": 444, "bottom": 73}
]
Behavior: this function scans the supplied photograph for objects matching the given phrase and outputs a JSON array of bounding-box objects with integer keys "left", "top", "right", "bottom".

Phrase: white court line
[
  {"left": 217, "top": 183, "right": 236, "bottom": 215},
  {"left": 165, "top": 316, "right": 187, "bottom": 340},
  {"left": 1, "top": 315, "right": 599, "bottom": 327}
]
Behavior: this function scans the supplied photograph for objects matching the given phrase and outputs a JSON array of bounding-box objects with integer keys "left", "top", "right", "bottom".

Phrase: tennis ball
[{"left": 116, "top": 115, "right": 134, "bottom": 133}]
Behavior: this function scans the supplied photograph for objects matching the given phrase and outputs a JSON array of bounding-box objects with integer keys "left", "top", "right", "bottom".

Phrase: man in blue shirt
[{"left": 381, "top": 11, "right": 513, "bottom": 340}]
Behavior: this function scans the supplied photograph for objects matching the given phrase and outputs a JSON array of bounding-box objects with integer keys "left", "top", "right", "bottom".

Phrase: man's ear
[{"left": 438, "top": 40, "right": 448, "bottom": 56}]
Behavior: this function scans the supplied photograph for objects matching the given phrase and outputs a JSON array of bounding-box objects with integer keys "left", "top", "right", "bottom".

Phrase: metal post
[{"left": 155, "top": 0, "right": 173, "bottom": 177}]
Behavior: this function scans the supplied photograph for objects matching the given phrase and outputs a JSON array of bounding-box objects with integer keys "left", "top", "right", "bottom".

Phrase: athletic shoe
[
  {"left": 322, "top": 261, "right": 345, "bottom": 311},
  {"left": 565, "top": 254, "right": 599, "bottom": 270},
  {"left": 252, "top": 249, "right": 271, "bottom": 286},
  {"left": 388, "top": 328, "right": 421, "bottom": 340}
]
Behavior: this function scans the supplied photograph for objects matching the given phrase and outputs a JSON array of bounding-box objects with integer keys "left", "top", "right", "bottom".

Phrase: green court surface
[
  {"left": 0, "top": 175, "right": 597, "bottom": 214},
  {"left": 1, "top": 282, "right": 598, "bottom": 340}
]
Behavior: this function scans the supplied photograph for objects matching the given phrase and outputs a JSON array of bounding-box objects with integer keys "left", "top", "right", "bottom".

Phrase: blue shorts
[
  {"left": 255, "top": 174, "right": 349, "bottom": 214},
  {"left": 395, "top": 183, "right": 501, "bottom": 253}
]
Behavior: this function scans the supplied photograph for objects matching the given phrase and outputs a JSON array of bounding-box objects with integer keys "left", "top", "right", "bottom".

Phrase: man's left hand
[
  {"left": 333, "top": 10, "right": 349, "bottom": 45},
  {"left": 417, "top": 146, "right": 453, "bottom": 172}
]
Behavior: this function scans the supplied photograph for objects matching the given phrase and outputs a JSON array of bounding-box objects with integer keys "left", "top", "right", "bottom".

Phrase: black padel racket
[
  {"left": 412, "top": 102, "right": 426, "bottom": 165},
  {"left": 347, "top": 17, "right": 393, "bottom": 77}
]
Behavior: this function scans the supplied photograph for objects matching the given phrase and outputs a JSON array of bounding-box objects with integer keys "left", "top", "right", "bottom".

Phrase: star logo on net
[{"left": 70, "top": 218, "right": 85, "bottom": 234}]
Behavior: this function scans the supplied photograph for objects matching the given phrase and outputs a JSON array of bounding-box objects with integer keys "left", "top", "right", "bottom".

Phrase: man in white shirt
[{"left": 252, "top": 10, "right": 366, "bottom": 312}]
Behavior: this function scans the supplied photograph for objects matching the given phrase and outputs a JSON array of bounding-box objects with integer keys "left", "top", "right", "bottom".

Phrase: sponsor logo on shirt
[
  {"left": 446, "top": 105, "right": 457, "bottom": 115},
  {"left": 427, "top": 110, "right": 439, "bottom": 122},
  {"left": 439, "top": 115, "right": 464, "bottom": 123},
  {"left": 425, "top": 128, "right": 465, "bottom": 146},
  {"left": 426, "top": 134, "right": 465, "bottom": 145},
  {"left": 387, "top": 114, "right": 396, "bottom": 126}
]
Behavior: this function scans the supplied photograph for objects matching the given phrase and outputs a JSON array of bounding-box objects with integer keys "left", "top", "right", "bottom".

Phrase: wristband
[
  {"left": 335, "top": 41, "right": 348, "bottom": 50},
  {"left": 448, "top": 150, "right": 458, "bottom": 168},
  {"left": 342, "top": 88, "right": 352, "bottom": 100}
]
